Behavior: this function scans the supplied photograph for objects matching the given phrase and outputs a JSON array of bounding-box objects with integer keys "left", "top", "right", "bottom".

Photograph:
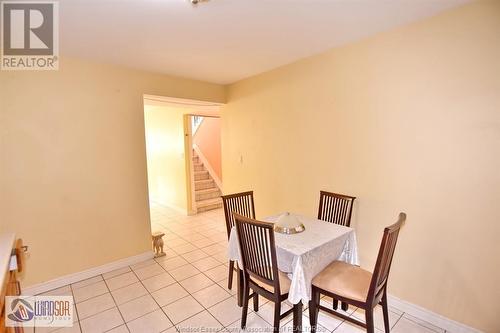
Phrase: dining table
[{"left": 227, "top": 213, "right": 359, "bottom": 331}]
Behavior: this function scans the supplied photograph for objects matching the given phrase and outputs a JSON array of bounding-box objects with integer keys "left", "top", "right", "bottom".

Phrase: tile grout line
[
  {"left": 154, "top": 230, "right": 235, "bottom": 332},
  {"left": 132, "top": 256, "right": 228, "bottom": 333},
  {"left": 68, "top": 277, "right": 84, "bottom": 333},
  {"left": 155, "top": 211, "right": 259, "bottom": 331},
  {"left": 99, "top": 273, "right": 129, "bottom": 333},
  {"left": 61, "top": 205, "right": 445, "bottom": 333},
  {"left": 157, "top": 208, "right": 340, "bottom": 332},
  {"left": 127, "top": 267, "right": 179, "bottom": 332}
]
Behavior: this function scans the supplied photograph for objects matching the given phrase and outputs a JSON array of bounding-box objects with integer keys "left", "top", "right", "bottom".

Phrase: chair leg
[
  {"left": 237, "top": 267, "right": 244, "bottom": 307},
  {"left": 365, "top": 307, "right": 375, "bottom": 333},
  {"left": 292, "top": 301, "right": 303, "bottom": 333},
  {"left": 332, "top": 299, "right": 338, "bottom": 310},
  {"left": 273, "top": 302, "right": 281, "bottom": 333},
  {"left": 253, "top": 293, "right": 259, "bottom": 312},
  {"left": 228, "top": 260, "right": 234, "bottom": 290},
  {"left": 308, "top": 300, "right": 315, "bottom": 331},
  {"left": 309, "top": 288, "right": 320, "bottom": 333},
  {"left": 240, "top": 282, "right": 250, "bottom": 329},
  {"left": 341, "top": 302, "right": 349, "bottom": 312},
  {"left": 381, "top": 292, "right": 390, "bottom": 333}
]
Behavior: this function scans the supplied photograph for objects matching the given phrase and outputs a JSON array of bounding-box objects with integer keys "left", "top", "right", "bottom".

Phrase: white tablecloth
[{"left": 227, "top": 214, "right": 359, "bottom": 304}]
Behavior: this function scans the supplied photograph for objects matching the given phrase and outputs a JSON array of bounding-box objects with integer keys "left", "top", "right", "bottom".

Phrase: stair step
[
  {"left": 194, "top": 179, "right": 215, "bottom": 191},
  {"left": 197, "top": 197, "right": 222, "bottom": 207},
  {"left": 195, "top": 188, "right": 221, "bottom": 201},
  {"left": 194, "top": 163, "right": 204, "bottom": 172},
  {"left": 194, "top": 170, "right": 209, "bottom": 181},
  {"left": 196, "top": 197, "right": 223, "bottom": 212},
  {"left": 195, "top": 187, "right": 219, "bottom": 194}
]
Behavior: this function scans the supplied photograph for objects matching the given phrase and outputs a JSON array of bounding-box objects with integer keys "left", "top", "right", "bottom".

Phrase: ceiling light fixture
[{"left": 190, "top": 0, "right": 210, "bottom": 6}]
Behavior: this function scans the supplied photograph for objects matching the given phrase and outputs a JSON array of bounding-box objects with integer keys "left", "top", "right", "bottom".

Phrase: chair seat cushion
[
  {"left": 312, "top": 261, "right": 372, "bottom": 302},
  {"left": 255, "top": 270, "right": 291, "bottom": 295}
]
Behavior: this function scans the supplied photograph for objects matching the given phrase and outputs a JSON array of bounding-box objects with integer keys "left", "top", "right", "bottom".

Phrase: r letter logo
[{"left": 1, "top": 1, "right": 59, "bottom": 70}]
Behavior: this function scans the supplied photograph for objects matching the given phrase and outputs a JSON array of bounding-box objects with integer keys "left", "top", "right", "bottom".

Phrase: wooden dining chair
[
  {"left": 318, "top": 190, "right": 356, "bottom": 311},
  {"left": 221, "top": 191, "right": 256, "bottom": 292},
  {"left": 318, "top": 190, "right": 356, "bottom": 227},
  {"left": 234, "top": 213, "right": 302, "bottom": 333},
  {"left": 309, "top": 213, "right": 406, "bottom": 333}
]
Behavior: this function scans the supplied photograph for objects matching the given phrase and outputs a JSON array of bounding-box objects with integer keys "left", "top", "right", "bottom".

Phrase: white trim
[
  {"left": 150, "top": 200, "right": 187, "bottom": 216},
  {"left": 22, "top": 251, "right": 154, "bottom": 296},
  {"left": 185, "top": 115, "right": 198, "bottom": 216},
  {"left": 193, "top": 144, "right": 222, "bottom": 190},
  {"left": 388, "top": 295, "right": 482, "bottom": 333},
  {"left": 163, "top": 203, "right": 188, "bottom": 215},
  {"left": 143, "top": 94, "right": 223, "bottom": 112},
  {"left": 17, "top": 249, "right": 482, "bottom": 333}
]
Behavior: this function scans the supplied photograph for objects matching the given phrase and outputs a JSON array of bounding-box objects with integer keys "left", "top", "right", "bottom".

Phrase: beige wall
[
  {"left": 194, "top": 118, "right": 222, "bottom": 180},
  {"left": 221, "top": 1, "right": 500, "bottom": 331},
  {"left": 144, "top": 104, "right": 190, "bottom": 211},
  {"left": 0, "top": 57, "right": 224, "bottom": 286}
]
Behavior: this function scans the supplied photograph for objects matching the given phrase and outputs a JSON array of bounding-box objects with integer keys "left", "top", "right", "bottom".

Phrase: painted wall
[
  {"left": 193, "top": 118, "right": 222, "bottom": 181},
  {"left": 0, "top": 57, "right": 225, "bottom": 287},
  {"left": 221, "top": 1, "right": 500, "bottom": 332},
  {"left": 144, "top": 103, "right": 190, "bottom": 212}
]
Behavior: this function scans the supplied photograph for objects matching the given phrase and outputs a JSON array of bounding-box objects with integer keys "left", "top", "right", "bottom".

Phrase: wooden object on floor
[
  {"left": 234, "top": 213, "right": 303, "bottom": 333},
  {"left": 309, "top": 213, "right": 406, "bottom": 333},
  {"left": 0, "top": 235, "right": 27, "bottom": 333},
  {"left": 152, "top": 232, "right": 166, "bottom": 258},
  {"left": 221, "top": 191, "right": 255, "bottom": 302}
]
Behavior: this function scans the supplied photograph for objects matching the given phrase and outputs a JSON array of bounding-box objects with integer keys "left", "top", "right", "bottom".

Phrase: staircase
[{"left": 192, "top": 150, "right": 222, "bottom": 213}]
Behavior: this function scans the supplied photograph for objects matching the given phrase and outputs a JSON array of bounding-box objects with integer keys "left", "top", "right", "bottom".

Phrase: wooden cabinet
[{"left": 0, "top": 236, "right": 25, "bottom": 333}]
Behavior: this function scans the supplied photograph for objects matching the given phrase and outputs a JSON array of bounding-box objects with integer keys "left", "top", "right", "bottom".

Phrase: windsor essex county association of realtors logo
[
  {"left": 0, "top": 1, "right": 59, "bottom": 70},
  {"left": 5, "top": 296, "right": 73, "bottom": 327}
]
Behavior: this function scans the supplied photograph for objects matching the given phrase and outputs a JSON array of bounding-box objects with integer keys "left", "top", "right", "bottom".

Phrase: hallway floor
[{"left": 33, "top": 203, "right": 447, "bottom": 333}]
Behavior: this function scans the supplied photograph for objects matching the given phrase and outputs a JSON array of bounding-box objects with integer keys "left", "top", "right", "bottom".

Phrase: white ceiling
[{"left": 60, "top": 0, "right": 470, "bottom": 84}]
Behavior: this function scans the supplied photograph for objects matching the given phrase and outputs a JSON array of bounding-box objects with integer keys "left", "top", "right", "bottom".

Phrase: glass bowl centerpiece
[{"left": 273, "top": 212, "right": 306, "bottom": 234}]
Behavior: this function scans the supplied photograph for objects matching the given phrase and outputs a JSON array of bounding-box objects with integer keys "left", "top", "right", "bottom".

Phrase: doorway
[{"left": 143, "top": 95, "right": 223, "bottom": 228}]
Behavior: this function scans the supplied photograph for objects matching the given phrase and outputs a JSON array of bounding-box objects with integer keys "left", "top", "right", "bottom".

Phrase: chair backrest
[
  {"left": 367, "top": 212, "right": 406, "bottom": 304},
  {"left": 318, "top": 190, "right": 356, "bottom": 227},
  {"left": 221, "top": 191, "right": 256, "bottom": 238},
  {"left": 233, "top": 213, "right": 281, "bottom": 294}
]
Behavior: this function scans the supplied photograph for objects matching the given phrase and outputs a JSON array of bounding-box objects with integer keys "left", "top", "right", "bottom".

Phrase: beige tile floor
[{"left": 31, "top": 203, "right": 447, "bottom": 333}]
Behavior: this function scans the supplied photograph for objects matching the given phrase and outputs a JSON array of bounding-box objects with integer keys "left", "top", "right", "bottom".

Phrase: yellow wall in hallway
[
  {"left": 0, "top": 57, "right": 225, "bottom": 287},
  {"left": 144, "top": 104, "right": 190, "bottom": 212},
  {"left": 221, "top": 1, "right": 500, "bottom": 331}
]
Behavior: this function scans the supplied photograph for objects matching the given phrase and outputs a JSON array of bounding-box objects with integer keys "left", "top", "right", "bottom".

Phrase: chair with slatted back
[
  {"left": 318, "top": 190, "right": 356, "bottom": 311},
  {"left": 221, "top": 191, "right": 256, "bottom": 292},
  {"left": 309, "top": 213, "right": 406, "bottom": 333},
  {"left": 234, "top": 213, "right": 302, "bottom": 333},
  {"left": 318, "top": 190, "right": 356, "bottom": 227}
]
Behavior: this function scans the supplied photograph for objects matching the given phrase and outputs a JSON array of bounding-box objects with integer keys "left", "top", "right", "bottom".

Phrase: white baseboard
[
  {"left": 149, "top": 200, "right": 187, "bottom": 216},
  {"left": 162, "top": 203, "right": 187, "bottom": 215},
  {"left": 19, "top": 250, "right": 481, "bottom": 333},
  {"left": 22, "top": 251, "right": 154, "bottom": 296},
  {"left": 388, "top": 295, "right": 482, "bottom": 333}
]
